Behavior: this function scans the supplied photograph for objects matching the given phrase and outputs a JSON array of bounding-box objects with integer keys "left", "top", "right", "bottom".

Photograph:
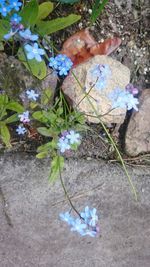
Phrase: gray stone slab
[{"left": 0, "top": 153, "right": 150, "bottom": 267}]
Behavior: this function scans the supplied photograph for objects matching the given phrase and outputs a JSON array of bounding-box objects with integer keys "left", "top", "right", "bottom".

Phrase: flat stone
[
  {"left": 125, "top": 89, "right": 150, "bottom": 156},
  {"left": 62, "top": 55, "right": 130, "bottom": 124},
  {"left": 0, "top": 154, "right": 150, "bottom": 267}
]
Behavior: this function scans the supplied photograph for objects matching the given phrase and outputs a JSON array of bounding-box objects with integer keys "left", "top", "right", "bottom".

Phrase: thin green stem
[{"left": 71, "top": 71, "right": 138, "bottom": 201}]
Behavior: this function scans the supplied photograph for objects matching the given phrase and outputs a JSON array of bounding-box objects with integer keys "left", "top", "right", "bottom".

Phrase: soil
[{"left": 0, "top": 0, "right": 150, "bottom": 162}]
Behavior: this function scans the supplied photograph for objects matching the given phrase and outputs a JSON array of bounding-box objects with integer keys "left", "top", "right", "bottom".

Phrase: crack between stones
[{"left": 0, "top": 186, "right": 13, "bottom": 227}]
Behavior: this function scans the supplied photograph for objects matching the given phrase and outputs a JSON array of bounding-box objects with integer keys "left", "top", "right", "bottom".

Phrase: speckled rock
[
  {"left": 0, "top": 53, "right": 57, "bottom": 103},
  {"left": 125, "top": 89, "right": 150, "bottom": 156},
  {"left": 62, "top": 55, "right": 130, "bottom": 124}
]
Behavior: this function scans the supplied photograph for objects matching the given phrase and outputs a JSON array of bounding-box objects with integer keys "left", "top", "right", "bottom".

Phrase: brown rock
[
  {"left": 125, "top": 89, "right": 150, "bottom": 156},
  {"left": 62, "top": 55, "right": 130, "bottom": 124},
  {"left": 0, "top": 53, "right": 57, "bottom": 104}
]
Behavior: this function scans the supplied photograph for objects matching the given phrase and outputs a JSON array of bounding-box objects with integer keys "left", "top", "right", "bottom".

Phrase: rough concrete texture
[
  {"left": 62, "top": 55, "right": 130, "bottom": 124},
  {"left": 125, "top": 89, "right": 150, "bottom": 156},
  {"left": 0, "top": 153, "right": 150, "bottom": 267}
]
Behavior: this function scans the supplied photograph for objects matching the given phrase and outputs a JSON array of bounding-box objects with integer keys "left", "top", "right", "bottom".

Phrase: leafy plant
[
  {"left": 90, "top": 0, "right": 109, "bottom": 24},
  {"left": 0, "top": 94, "right": 24, "bottom": 147}
]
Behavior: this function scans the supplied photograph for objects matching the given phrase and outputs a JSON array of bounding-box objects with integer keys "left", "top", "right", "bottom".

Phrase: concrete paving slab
[{"left": 0, "top": 153, "right": 150, "bottom": 267}]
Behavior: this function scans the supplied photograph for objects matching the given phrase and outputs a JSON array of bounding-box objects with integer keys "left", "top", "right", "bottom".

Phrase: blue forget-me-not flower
[
  {"left": 57, "top": 130, "right": 81, "bottom": 153},
  {"left": 16, "top": 125, "right": 27, "bottom": 135},
  {"left": 109, "top": 88, "right": 139, "bottom": 111},
  {"left": 49, "top": 54, "right": 73, "bottom": 76},
  {"left": 24, "top": 43, "right": 45, "bottom": 62},
  {"left": 19, "top": 29, "right": 38, "bottom": 41},
  {"left": 18, "top": 111, "right": 30, "bottom": 123},
  {"left": 26, "top": 89, "right": 39, "bottom": 101},
  {"left": 89, "top": 64, "right": 111, "bottom": 91}
]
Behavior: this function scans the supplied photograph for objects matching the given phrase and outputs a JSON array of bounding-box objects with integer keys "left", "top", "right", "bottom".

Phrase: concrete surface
[{"left": 0, "top": 153, "right": 150, "bottom": 267}]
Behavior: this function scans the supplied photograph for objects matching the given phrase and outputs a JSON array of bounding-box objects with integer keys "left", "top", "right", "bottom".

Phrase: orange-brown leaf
[{"left": 90, "top": 37, "right": 122, "bottom": 56}]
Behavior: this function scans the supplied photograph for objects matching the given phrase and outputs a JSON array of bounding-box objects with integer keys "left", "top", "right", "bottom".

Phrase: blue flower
[
  {"left": 18, "top": 111, "right": 30, "bottom": 123},
  {"left": 10, "top": 13, "right": 22, "bottom": 24},
  {"left": 66, "top": 130, "right": 80, "bottom": 145},
  {"left": 81, "top": 206, "right": 98, "bottom": 227},
  {"left": 26, "top": 89, "right": 39, "bottom": 101},
  {"left": 0, "top": 4, "right": 11, "bottom": 17},
  {"left": 58, "top": 137, "right": 71, "bottom": 153},
  {"left": 109, "top": 88, "right": 139, "bottom": 111},
  {"left": 19, "top": 29, "right": 38, "bottom": 41},
  {"left": 59, "top": 212, "right": 74, "bottom": 226},
  {"left": 49, "top": 54, "right": 73, "bottom": 76},
  {"left": 70, "top": 218, "right": 87, "bottom": 236},
  {"left": 89, "top": 64, "right": 111, "bottom": 91},
  {"left": 9, "top": 0, "right": 22, "bottom": 11},
  {"left": 3, "top": 28, "right": 18, "bottom": 40},
  {"left": 16, "top": 125, "right": 27, "bottom": 135},
  {"left": 24, "top": 43, "right": 45, "bottom": 62}
]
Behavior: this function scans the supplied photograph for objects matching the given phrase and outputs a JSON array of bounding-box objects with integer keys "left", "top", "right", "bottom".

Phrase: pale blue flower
[
  {"left": 4, "top": 29, "right": 17, "bottom": 40},
  {"left": 89, "top": 64, "right": 111, "bottom": 91},
  {"left": 70, "top": 218, "right": 87, "bottom": 236},
  {"left": 109, "top": 88, "right": 139, "bottom": 111},
  {"left": 81, "top": 206, "right": 98, "bottom": 227},
  {"left": 24, "top": 43, "right": 45, "bottom": 62},
  {"left": 59, "top": 212, "right": 74, "bottom": 226},
  {"left": 18, "top": 111, "right": 30, "bottom": 123},
  {"left": 19, "top": 29, "right": 38, "bottom": 41},
  {"left": 58, "top": 137, "right": 71, "bottom": 153},
  {"left": 26, "top": 89, "right": 39, "bottom": 101},
  {"left": 16, "top": 125, "right": 27, "bottom": 135},
  {"left": 66, "top": 130, "right": 80, "bottom": 145}
]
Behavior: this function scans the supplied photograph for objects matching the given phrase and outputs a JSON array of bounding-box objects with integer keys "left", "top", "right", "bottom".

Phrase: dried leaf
[{"left": 90, "top": 37, "right": 122, "bottom": 56}]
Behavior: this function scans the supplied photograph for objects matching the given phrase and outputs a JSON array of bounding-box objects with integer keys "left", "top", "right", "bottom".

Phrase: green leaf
[
  {"left": 37, "top": 127, "right": 53, "bottom": 137},
  {"left": 90, "top": 0, "right": 109, "bottom": 23},
  {"left": 6, "top": 102, "right": 24, "bottom": 113},
  {"left": 49, "top": 155, "right": 64, "bottom": 183},
  {"left": 0, "top": 19, "right": 10, "bottom": 41},
  {"left": 0, "top": 94, "right": 8, "bottom": 105},
  {"left": 18, "top": 48, "right": 47, "bottom": 80},
  {"left": 36, "top": 2, "right": 54, "bottom": 23},
  {"left": 0, "top": 123, "right": 11, "bottom": 147},
  {"left": 19, "top": 0, "right": 39, "bottom": 27},
  {"left": 36, "top": 151, "right": 48, "bottom": 159},
  {"left": 41, "top": 88, "right": 52, "bottom": 105},
  {"left": 36, "top": 14, "right": 81, "bottom": 36},
  {"left": 32, "top": 111, "right": 48, "bottom": 123},
  {"left": 4, "top": 114, "right": 18, "bottom": 124}
]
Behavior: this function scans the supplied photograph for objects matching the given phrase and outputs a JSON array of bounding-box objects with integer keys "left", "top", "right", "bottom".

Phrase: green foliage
[
  {"left": 0, "top": 94, "right": 24, "bottom": 147},
  {"left": 90, "top": 0, "right": 109, "bottom": 23},
  {"left": 19, "top": 0, "right": 39, "bottom": 27},
  {"left": 49, "top": 155, "right": 64, "bottom": 183},
  {"left": 36, "top": 14, "right": 81, "bottom": 36},
  {"left": 35, "top": 2, "right": 54, "bottom": 22},
  {"left": 0, "top": 19, "right": 10, "bottom": 41},
  {"left": 54, "top": 0, "right": 80, "bottom": 4}
]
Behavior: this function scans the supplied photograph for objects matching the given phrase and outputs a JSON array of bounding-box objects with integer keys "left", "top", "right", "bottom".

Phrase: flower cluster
[
  {"left": 49, "top": 54, "right": 73, "bottom": 76},
  {"left": 16, "top": 89, "right": 39, "bottom": 135},
  {"left": 2, "top": 2, "right": 45, "bottom": 63},
  {"left": 0, "top": 0, "right": 22, "bottom": 17},
  {"left": 109, "top": 87, "right": 139, "bottom": 111},
  {"left": 57, "top": 130, "right": 81, "bottom": 153},
  {"left": 89, "top": 64, "right": 111, "bottom": 91},
  {"left": 125, "top": 83, "right": 139, "bottom": 96},
  {"left": 60, "top": 206, "right": 99, "bottom": 237}
]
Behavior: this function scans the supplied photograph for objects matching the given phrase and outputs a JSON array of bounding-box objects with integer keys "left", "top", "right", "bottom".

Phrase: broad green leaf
[
  {"left": 36, "top": 14, "right": 81, "bottom": 36},
  {"left": 6, "top": 102, "right": 24, "bottom": 113},
  {"left": 0, "top": 94, "right": 8, "bottom": 105},
  {"left": 37, "top": 140, "right": 57, "bottom": 152},
  {"left": 41, "top": 88, "right": 52, "bottom": 105},
  {"left": 19, "top": 0, "right": 39, "bottom": 26},
  {"left": 18, "top": 48, "right": 47, "bottom": 80},
  {"left": 32, "top": 111, "right": 48, "bottom": 123},
  {"left": 0, "top": 19, "right": 10, "bottom": 41},
  {"left": 4, "top": 114, "right": 18, "bottom": 124},
  {"left": 49, "top": 155, "right": 64, "bottom": 183},
  {"left": 37, "top": 127, "right": 53, "bottom": 137},
  {"left": 0, "top": 123, "right": 11, "bottom": 147},
  {"left": 36, "top": 2, "right": 54, "bottom": 22},
  {"left": 36, "top": 151, "right": 48, "bottom": 159}
]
